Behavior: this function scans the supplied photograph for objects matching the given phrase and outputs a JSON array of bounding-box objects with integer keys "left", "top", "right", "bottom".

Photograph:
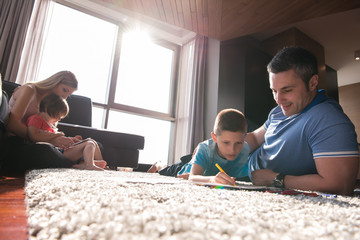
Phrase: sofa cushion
[
  {"left": 2, "top": 80, "right": 19, "bottom": 101},
  {"left": 0, "top": 92, "right": 9, "bottom": 129},
  {"left": 0, "top": 84, "right": 9, "bottom": 164},
  {"left": 61, "top": 94, "right": 92, "bottom": 127}
]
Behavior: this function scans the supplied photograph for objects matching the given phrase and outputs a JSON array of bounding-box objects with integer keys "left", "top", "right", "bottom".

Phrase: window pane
[
  {"left": 92, "top": 106, "right": 105, "bottom": 129},
  {"left": 107, "top": 110, "right": 171, "bottom": 165},
  {"left": 37, "top": 3, "right": 117, "bottom": 103},
  {"left": 115, "top": 31, "right": 174, "bottom": 113}
]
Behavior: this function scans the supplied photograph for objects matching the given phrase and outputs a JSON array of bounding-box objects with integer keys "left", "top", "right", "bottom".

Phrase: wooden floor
[{"left": 0, "top": 173, "right": 28, "bottom": 240}]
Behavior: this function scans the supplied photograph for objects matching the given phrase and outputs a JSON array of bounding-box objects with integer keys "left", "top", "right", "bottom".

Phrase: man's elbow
[
  {"left": 338, "top": 162, "right": 359, "bottom": 195},
  {"left": 326, "top": 178, "right": 356, "bottom": 196},
  {"left": 338, "top": 180, "right": 356, "bottom": 196}
]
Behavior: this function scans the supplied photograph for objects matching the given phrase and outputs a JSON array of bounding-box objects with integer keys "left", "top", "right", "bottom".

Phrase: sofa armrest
[{"left": 57, "top": 122, "right": 145, "bottom": 168}]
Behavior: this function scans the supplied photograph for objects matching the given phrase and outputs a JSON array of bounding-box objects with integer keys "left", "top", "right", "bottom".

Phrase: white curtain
[
  {"left": 15, "top": 0, "right": 54, "bottom": 84},
  {"left": 173, "top": 35, "right": 208, "bottom": 164}
]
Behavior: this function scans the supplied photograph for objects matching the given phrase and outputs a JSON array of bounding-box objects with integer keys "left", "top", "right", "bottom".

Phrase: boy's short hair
[
  {"left": 213, "top": 108, "right": 247, "bottom": 135},
  {"left": 39, "top": 94, "right": 69, "bottom": 119}
]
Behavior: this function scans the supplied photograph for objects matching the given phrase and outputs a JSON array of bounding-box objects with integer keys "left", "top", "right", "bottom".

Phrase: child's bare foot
[
  {"left": 147, "top": 162, "right": 158, "bottom": 173},
  {"left": 85, "top": 164, "right": 104, "bottom": 171},
  {"left": 94, "top": 160, "right": 107, "bottom": 168},
  {"left": 72, "top": 161, "right": 86, "bottom": 170},
  {"left": 147, "top": 162, "right": 167, "bottom": 173},
  {"left": 72, "top": 161, "right": 104, "bottom": 171}
]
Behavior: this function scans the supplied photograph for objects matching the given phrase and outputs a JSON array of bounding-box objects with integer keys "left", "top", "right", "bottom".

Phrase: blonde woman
[{"left": 3, "top": 71, "right": 91, "bottom": 172}]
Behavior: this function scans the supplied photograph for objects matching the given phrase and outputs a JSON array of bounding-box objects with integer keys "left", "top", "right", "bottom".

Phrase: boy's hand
[{"left": 213, "top": 172, "right": 236, "bottom": 186}]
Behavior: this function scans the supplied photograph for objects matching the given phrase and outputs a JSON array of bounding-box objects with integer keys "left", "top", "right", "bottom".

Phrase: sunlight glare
[{"left": 115, "top": 30, "right": 173, "bottom": 113}]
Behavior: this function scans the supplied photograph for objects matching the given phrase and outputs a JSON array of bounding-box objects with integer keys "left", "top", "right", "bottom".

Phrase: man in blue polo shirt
[{"left": 246, "top": 47, "right": 359, "bottom": 195}]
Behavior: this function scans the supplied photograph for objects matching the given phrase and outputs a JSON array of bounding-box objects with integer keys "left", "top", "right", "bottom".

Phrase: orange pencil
[
  {"left": 215, "top": 163, "right": 226, "bottom": 173},
  {"left": 215, "top": 163, "right": 236, "bottom": 186}
]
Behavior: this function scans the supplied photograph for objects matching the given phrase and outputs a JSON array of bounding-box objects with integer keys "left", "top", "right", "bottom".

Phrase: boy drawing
[
  {"left": 26, "top": 94, "right": 106, "bottom": 171},
  {"left": 149, "top": 108, "right": 250, "bottom": 186}
]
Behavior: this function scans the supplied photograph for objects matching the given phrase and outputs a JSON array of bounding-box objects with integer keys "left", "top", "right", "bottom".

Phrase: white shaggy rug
[{"left": 25, "top": 169, "right": 360, "bottom": 240}]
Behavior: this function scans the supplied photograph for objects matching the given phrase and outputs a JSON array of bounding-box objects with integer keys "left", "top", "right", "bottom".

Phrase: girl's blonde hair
[{"left": 29, "top": 71, "right": 78, "bottom": 91}]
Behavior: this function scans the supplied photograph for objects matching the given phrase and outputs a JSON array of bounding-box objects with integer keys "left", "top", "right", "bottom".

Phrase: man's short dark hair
[{"left": 267, "top": 47, "right": 318, "bottom": 87}]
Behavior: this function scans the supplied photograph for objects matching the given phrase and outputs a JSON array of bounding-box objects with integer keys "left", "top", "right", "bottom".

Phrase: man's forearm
[
  {"left": 284, "top": 173, "right": 355, "bottom": 196},
  {"left": 252, "top": 166, "right": 357, "bottom": 196}
]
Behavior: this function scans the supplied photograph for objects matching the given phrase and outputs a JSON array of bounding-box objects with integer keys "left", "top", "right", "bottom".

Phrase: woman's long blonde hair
[{"left": 29, "top": 71, "right": 78, "bottom": 91}]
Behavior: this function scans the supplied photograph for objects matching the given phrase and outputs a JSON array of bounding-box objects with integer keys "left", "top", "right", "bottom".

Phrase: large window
[
  {"left": 37, "top": 4, "right": 117, "bottom": 104},
  {"left": 37, "top": 2, "right": 179, "bottom": 165}
]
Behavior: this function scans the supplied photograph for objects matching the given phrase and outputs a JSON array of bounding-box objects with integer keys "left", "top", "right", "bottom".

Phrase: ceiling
[{"left": 96, "top": 0, "right": 360, "bottom": 86}]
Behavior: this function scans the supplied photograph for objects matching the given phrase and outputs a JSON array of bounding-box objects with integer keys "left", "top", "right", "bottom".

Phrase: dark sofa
[
  {"left": 0, "top": 80, "right": 8, "bottom": 148},
  {"left": 1, "top": 80, "right": 145, "bottom": 169}
]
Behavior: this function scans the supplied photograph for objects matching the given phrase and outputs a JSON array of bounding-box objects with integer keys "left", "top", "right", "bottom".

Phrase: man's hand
[{"left": 251, "top": 169, "right": 278, "bottom": 186}]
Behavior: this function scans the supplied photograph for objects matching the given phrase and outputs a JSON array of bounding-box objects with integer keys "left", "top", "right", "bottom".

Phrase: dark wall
[
  {"left": 218, "top": 36, "right": 275, "bottom": 132},
  {"left": 244, "top": 46, "right": 274, "bottom": 131},
  {"left": 325, "top": 65, "right": 339, "bottom": 102},
  {"left": 218, "top": 39, "right": 246, "bottom": 112}
]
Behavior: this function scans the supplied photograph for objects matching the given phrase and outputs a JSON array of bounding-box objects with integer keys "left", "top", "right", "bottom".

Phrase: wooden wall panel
[
  {"left": 207, "top": 0, "right": 222, "bottom": 39},
  {"left": 175, "top": 0, "right": 185, "bottom": 28},
  {"left": 180, "top": 0, "right": 193, "bottom": 31},
  {"left": 261, "top": 28, "right": 326, "bottom": 91},
  {"left": 156, "top": 0, "right": 167, "bottom": 22},
  {"left": 162, "top": 0, "right": 175, "bottom": 25},
  {"left": 339, "top": 83, "right": 360, "bottom": 143},
  {"left": 195, "top": 0, "right": 205, "bottom": 36},
  {"left": 169, "top": 0, "right": 180, "bottom": 26}
]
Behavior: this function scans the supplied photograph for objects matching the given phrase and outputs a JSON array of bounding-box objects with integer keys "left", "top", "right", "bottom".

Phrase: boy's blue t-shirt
[
  {"left": 177, "top": 138, "right": 250, "bottom": 177},
  {"left": 248, "top": 90, "right": 359, "bottom": 178}
]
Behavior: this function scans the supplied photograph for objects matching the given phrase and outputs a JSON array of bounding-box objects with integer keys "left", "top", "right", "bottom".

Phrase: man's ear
[
  {"left": 211, "top": 132, "right": 217, "bottom": 143},
  {"left": 309, "top": 74, "right": 319, "bottom": 91}
]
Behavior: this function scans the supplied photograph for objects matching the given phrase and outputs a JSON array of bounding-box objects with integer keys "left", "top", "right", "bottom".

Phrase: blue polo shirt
[
  {"left": 178, "top": 138, "right": 250, "bottom": 178},
  {"left": 248, "top": 90, "right": 359, "bottom": 178}
]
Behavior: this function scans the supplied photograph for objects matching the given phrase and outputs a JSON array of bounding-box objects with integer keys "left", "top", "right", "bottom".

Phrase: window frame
[{"left": 103, "top": 33, "right": 180, "bottom": 127}]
